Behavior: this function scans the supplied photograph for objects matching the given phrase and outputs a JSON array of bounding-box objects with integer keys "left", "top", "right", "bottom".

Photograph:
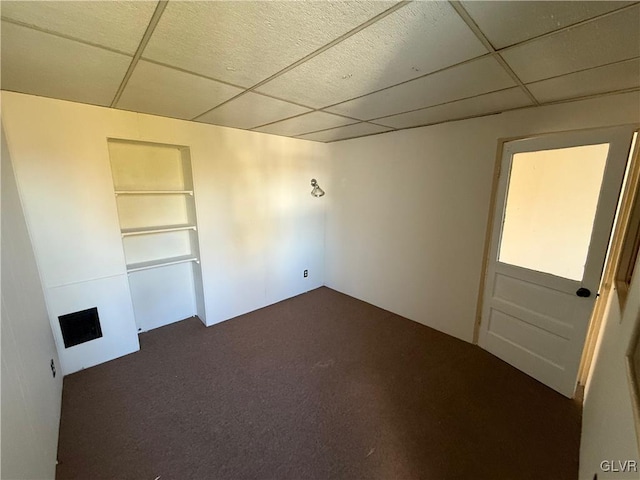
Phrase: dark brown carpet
[{"left": 56, "top": 287, "right": 581, "bottom": 480}]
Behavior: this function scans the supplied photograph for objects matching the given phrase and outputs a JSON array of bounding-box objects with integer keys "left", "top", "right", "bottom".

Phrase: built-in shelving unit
[
  {"left": 121, "top": 224, "right": 197, "bottom": 237},
  {"left": 126, "top": 255, "right": 200, "bottom": 273},
  {"left": 114, "top": 190, "right": 194, "bottom": 195},
  {"left": 108, "top": 139, "right": 206, "bottom": 332}
]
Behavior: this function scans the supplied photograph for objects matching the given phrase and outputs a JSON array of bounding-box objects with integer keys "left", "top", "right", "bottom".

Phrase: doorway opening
[{"left": 475, "top": 126, "right": 637, "bottom": 398}]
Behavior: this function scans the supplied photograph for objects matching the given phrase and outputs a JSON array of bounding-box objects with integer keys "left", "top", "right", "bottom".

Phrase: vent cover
[{"left": 58, "top": 307, "right": 102, "bottom": 348}]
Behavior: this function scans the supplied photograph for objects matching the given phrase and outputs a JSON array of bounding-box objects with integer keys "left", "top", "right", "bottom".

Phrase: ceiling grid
[
  {"left": 447, "top": 1, "right": 540, "bottom": 106},
  {"left": 1, "top": 0, "right": 638, "bottom": 142},
  {"left": 190, "top": 1, "right": 410, "bottom": 120},
  {"left": 110, "top": 0, "right": 169, "bottom": 107}
]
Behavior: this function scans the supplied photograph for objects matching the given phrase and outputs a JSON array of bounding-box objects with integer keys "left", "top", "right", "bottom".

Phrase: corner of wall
[{"left": 1, "top": 123, "right": 63, "bottom": 479}]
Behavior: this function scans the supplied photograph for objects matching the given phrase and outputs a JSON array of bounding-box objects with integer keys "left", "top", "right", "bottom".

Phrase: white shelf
[
  {"left": 121, "top": 224, "right": 196, "bottom": 237},
  {"left": 115, "top": 190, "right": 193, "bottom": 196},
  {"left": 109, "top": 139, "right": 205, "bottom": 329},
  {"left": 127, "top": 255, "right": 199, "bottom": 273}
]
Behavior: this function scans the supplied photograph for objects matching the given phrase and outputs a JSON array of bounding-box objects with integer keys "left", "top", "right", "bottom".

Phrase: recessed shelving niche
[{"left": 108, "top": 139, "right": 206, "bottom": 332}]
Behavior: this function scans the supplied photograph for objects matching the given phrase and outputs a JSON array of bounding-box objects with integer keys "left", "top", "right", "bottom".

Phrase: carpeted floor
[{"left": 56, "top": 287, "right": 581, "bottom": 480}]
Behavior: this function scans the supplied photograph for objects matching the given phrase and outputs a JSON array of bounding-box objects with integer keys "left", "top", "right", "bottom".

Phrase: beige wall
[
  {"left": 1, "top": 91, "right": 328, "bottom": 375},
  {"left": 1, "top": 125, "right": 63, "bottom": 479},
  {"left": 580, "top": 252, "right": 640, "bottom": 480}
]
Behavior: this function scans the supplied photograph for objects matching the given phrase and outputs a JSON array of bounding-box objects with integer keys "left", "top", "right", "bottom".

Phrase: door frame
[
  {"left": 473, "top": 124, "right": 639, "bottom": 396},
  {"left": 579, "top": 128, "right": 640, "bottom": 387}
]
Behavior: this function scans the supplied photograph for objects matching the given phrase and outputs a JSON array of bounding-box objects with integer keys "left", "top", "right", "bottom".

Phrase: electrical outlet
[
  {"left": 303, "top": 269, "right": 308, "bottom": 278},
  {"left": 50, "top": 359, "right": 56, "bottom": 378}
]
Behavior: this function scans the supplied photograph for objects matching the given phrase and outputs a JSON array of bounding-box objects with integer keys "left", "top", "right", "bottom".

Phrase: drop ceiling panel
[
  {"left": 461, "top": 1, "right": 633, "bottom": 49},
  {"left": 375, "top": 88, "right": 533, "bottom": 129},
  {"left": 0, "top": 1, "right": 156, "bottom": 54},
  {"left": 297, "top": 122, "right": 392, "bottom": 142},
  {"left": 254, "top": 112, "right": 357, "bottom": 137},
  {"left": 326, "top": 56, "right": 516, "bottom": 121},
  {"left": 142, "top": 1, "right": 396, "bottom": 88},
  {"left": 2, "top": 2, "right": 636, "bottom": 143},
  {"left": 117, "top": 61, "right": 243, "bottom": 121},
  {"left": 255, "top": 1, "right": 487, "bottom": 108},
  {"left": 1, "top": 21, "right": 131, "bottom": 107},
  {"left": 527, "top": 59, "right": 640, "bottom": 103},
  {"left": 501, "top": 5, "right": 640, "bottom": 83},
  {"left": 197, "top": 93, "right": 311, "bottom": 130}
]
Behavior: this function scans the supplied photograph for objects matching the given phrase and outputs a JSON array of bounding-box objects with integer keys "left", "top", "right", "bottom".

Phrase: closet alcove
[{"left": 108, "top": 139, "right": 206, "bottom": 332}]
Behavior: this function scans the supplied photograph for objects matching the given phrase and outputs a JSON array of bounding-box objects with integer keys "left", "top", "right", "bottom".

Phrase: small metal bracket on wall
[{"left": 310, "top": 179, "right": 325, "bottom": 197}]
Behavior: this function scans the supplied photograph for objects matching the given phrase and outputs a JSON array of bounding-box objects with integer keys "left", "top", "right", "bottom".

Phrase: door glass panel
[{"left": 498, "top": 144, "right": 609, "bottom": 280}]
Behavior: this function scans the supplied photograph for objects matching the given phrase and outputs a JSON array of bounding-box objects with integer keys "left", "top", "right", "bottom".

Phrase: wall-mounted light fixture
[{"left": 310, "top": 179, "right": 325, "bottom": 197}]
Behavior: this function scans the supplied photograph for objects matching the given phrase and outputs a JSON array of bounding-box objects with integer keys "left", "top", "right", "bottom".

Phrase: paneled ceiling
[{"left": 2, "top": 1, "right": 639, "bottom": 143}]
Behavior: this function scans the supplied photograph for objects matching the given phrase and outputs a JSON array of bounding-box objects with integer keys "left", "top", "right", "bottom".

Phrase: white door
[{"left": 479, "top": 126, "right": 635, "bottom": 397}]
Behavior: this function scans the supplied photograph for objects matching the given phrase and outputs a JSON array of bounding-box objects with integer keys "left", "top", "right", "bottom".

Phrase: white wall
[
  {"left": 580, "top": 253, "right": 640, "bottom": 480},
  {"left": 1, "top": 91, "right": 328, "bottom": 375},
  {"left": 1, "top": 125, "right": 63, "bottom": 479},
  {"left": 324, "top": 91, "right": 640, "bottom": 342}
]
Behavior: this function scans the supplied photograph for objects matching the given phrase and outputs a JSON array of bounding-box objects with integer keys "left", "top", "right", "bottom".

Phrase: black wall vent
[{"left": 58, "top": 307, "right": 102, "bottom": 348}]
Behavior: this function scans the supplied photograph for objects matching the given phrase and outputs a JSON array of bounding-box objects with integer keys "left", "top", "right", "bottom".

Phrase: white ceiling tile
[
  {"left": 197, "top": 93, "right": 311, "bottom": 130},
  {"left": 142, "top": 1, "right": 396, "bottom": 88},
  {"left": 462, "top": 1, "right": 633, "bottom": 49},
  {"left": 527, "top": 59, "right": 640, "bottom": 103},
  {"left": 297, "top": 122, "right": 392, "bottom": 142},
  {"left": 254, "top": 112, "right": 357, "bottom": 137},
  {"left": 501, "top": 5, "right": 640, "bottom": 83},
  {"left": 1, "top": 21, "right": 131, "bottom": 107},
  {"left": 117, "top": 61, "right": 243, "bottom": 120},
  {"left": 325, "top": 56, "right": 516, "bottom": 120},
  {"left": 374, "top": 88, "right": 533, "bottom": 129},
  {"left": 1, "top": 1, "right": 156, "bottom": 54},
  {"left": 255, "top": 1, "right": 487, "bottom": 108}
]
